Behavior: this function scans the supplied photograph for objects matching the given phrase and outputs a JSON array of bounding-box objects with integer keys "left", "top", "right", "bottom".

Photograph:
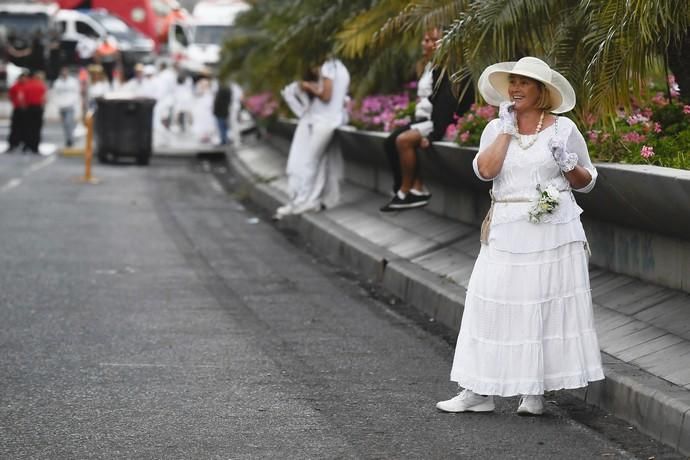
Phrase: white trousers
[{"left": 286, "top": 118, "right": 343, "bottom": 209}]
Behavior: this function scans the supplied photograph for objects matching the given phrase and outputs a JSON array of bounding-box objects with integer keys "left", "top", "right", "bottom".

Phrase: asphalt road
[{"left": 0, "top": 122, "right": 683, "bottom": 459}]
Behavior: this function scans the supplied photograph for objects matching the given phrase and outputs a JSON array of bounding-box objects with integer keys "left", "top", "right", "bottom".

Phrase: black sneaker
[{"left": 379, "top": 193, "right": 429, "bottom": 212}]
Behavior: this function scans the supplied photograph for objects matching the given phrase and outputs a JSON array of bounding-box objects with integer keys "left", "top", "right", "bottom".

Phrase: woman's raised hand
[{"left": 498, "top": 101, "right": 517, "bottom": 135}]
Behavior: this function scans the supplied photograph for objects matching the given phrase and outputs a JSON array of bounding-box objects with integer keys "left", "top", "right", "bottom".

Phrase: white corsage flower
[
  {"left": 544, "top": 184, "right": 560, "bottom": 201},
  {"left": 528, "top": 184, "right": 561, "bottom": 223}
]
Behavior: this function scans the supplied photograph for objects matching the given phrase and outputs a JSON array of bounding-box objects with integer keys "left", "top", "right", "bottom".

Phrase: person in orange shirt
[
  {"left": 22, "top": 71, "right": 47, "bottom": 154},
  {"left": 94, "top": 36, "right": 121, "bottom": 85},
  {"left": 5, "top": 72, "right": 29, "bottom": 153}
]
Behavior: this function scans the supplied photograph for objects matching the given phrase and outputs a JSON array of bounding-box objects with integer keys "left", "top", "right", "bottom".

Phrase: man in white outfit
[
  {"left": 121, "top": 63, "right": 156, "bottom": 97},
  {"left": 275, "top": 58, "right": 350, "bottom": 219},
  {"left": 52, "top": 66, "right": 81, "bottom": 147}
]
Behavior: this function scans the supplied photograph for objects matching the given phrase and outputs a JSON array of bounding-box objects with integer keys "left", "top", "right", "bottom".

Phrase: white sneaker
[
  {"left": 290, "top": 201, "right": 321, "bottom": 215},
  {"left": 273, "top": 203, "right": 294, "bottom": 220},
  {"left": 436, "top": 389, "right": 495, "bottom": 413},
  {"left": 517, "top": 395, "right": 544, "bottom": 416}
]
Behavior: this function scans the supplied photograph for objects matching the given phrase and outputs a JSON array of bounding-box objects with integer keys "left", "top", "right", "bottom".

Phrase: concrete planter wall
[{"left": 267, "top": 119, "right": 690, "bottom": 293}]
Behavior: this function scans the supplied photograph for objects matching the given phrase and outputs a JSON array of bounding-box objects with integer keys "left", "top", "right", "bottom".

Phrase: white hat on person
[
  {"left": 478, "top": 56, "right": 576, "bottom": 114},
  {"left": 144, "top": 64, "right": 156, "bottom": 76}
]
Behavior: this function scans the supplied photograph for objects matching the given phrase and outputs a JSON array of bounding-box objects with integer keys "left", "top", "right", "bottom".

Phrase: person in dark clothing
[
  {"left": 6, "top": 33, "right": 33, "bottom": 69},
  {"left": 47, "top": 29, "right": 62, "bottom": 81},
  {"left": 28, "top": 31, "right": 46, "bottom": 73},
  {"left": 379, "top": 28, "right": 474, "bottom": 212},
  {"left": 6, "top": 72, "right": 29, "bottom": 153},
  {"left": 213, "top": 81, "right": 232, "bottom": 145}
]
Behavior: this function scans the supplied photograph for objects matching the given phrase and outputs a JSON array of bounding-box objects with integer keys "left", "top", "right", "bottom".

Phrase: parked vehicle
[
  {"left": 0, "top": 1, "right": 60, "bottom": 88},
  {"left": 167, "top": 0, "right": 248, "bottom": 74},
  {"left": 85, "top": 9, "right": 155, "bottom": 77},
  {"left": 56, "top": 0, "right": 181, "bottom": 49},
  {"left": 55, "top": 9, "right": 105, "bottom": 66}
]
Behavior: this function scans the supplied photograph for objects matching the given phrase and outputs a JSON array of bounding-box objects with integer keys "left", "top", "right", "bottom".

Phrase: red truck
[{"left": 55, "top": 0, "right": 184, "bottom": 49}]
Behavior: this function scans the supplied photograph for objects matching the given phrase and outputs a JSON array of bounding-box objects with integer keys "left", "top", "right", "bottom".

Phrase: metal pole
[{"left": 81, "top": 111, "right": 100, "bottom": 184}]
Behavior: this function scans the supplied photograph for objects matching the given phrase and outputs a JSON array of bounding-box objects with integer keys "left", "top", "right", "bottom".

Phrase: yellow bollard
[{"left": 80, "top": 111, "right": 100, "bottom": 184}]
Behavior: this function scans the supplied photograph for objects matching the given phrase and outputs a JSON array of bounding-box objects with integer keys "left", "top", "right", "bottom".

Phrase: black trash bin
[{"left": 94, "top": 96, "right": 156, "bottom": 165}]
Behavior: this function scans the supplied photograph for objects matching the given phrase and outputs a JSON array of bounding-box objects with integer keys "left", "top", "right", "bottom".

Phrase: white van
[
  {"left": 56, "top": 9, "right": 106, "bottom": 65},
  {"left": 57, "top": 9, "right": 106, "bottom": 44}
]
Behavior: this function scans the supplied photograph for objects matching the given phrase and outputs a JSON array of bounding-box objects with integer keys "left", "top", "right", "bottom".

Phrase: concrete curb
[{"left": 226, "top": 149, "right": 690, "bottom": 456}]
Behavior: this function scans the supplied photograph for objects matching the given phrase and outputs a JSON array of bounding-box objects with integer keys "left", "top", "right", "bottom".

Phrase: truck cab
[
  {"left": 168, "top": 0, "right": 249, "bottom": 75},
  {"left": 0, "top": 1, "right": 60, "bottom": 89}
]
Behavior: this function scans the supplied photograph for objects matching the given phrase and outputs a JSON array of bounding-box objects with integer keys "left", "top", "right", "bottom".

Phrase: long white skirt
[{"left": 450, "top": 241, "right": 604, "bottom": 396}]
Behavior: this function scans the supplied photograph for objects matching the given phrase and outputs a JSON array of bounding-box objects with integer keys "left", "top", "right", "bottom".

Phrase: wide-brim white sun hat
[{"left": 478, "top": 57, "right": 576, "bottom": 114}]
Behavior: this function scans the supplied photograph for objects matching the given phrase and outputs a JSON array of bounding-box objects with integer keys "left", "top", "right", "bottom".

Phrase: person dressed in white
[
  {"left": 274, "top": 58, "right": 350, "bottom": 219},
  {"left": 436, "top": 57, "right": 604, "bottom": 416},
  {"left": 171, "top": 72, "right": 194, "bottom": 133},
  {"left": 52, "top": 66, "right": 81, "bottom": 147},
  {"left": 191, "top": 77, "right": 216, "bottom": 144},
  {"left": 228, "top": 81, "right": 244, "bottom": 146},
  {"left": 86, "top": 64, "right": 111, "bottom": 110},
  {"left": 121, "top": 63, "right": 156, "bottom": 97},
  {"left": 75, "top": 34, "right": 97, "bottom": 68}
]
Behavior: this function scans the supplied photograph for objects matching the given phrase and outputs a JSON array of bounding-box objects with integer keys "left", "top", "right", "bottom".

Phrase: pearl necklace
[{"left": 514, "top": 111, "right": 545, "bottom": 150}]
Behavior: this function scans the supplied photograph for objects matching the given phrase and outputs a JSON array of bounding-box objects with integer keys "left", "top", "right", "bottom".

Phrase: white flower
[
  {"left": 528, "top": 184, "right": 561, "bottom": 223},
  {"left": 544, "top": 184, "right": 560, "bottom": 202}
]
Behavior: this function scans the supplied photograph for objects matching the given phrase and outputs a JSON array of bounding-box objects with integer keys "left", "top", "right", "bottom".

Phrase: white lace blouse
[{"left": 471, "top": 117, "right": 598, "bottom": 253}]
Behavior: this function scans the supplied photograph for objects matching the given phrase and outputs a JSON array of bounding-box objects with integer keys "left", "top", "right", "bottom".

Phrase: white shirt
[
  {"left": 122, "top": 77, "right": 156, "bottom": 98},
  {"left": 52, "top": 75, "right": 80, "bottom": 109},
  {"left": 306, "top": 59, "right": 350, "bottom": 125},
  {"left": 76, "top": 36, "right": 97, "bottom": 60},
  {"left": 88, "top": 80, "right": 111, "bottom": 103},
  {"left": 409, "top": 63, "right": 434, "bottom": 137},
  {"left": 473, "top": 117, "right": 597, "bottom": 253}
]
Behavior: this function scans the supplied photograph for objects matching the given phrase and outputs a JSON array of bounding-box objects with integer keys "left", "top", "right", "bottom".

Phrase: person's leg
[
  {"left": 60, "top": 107, "right": 74, "bottom": 147},
  {"left": 21, "top": 107, "right": 34, "bottom": 153},
  {"left": 379, "top": 129, "right": 432, "bottom": 212},
  {"left": 35, "top": 107, "right": 45, "bottom": 153},
  {"left": 395, "top": 129, "right": 423, "bottom": 194},
  {"left": 285, "top": 121, "right": 336, "bottom": 212},
  {"left": 23, "top": 107, "right": 36, "bottom": 152},
  {"left": 27, "top": 107, "right": 44, "bottom": 153},
  {"left": 7, "top": 108, "right": 20, "bottom": 151},
  {"left": 216, "top": 117, "right": 228, "bottom": 145},
  {"left": 383, "top": 124, "right": 410, "bottom": 193}
]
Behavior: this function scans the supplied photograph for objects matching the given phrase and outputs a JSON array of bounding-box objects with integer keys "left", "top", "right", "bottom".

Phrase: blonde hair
[{"left": 535, "top": 82, "right": 554, "bottom": 111}]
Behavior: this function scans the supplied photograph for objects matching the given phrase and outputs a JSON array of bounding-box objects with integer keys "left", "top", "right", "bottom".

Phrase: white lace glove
[
  {"left": 548, "top": 137, "right": 578, "bottom": 172},
  {"left": 497, "top": 101, "right": 517, "bottom": 135}
]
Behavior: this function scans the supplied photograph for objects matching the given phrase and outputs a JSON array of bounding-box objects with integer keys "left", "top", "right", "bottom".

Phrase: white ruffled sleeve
[
  {"left": 472, "top": 119, "right": 500, "bottom": 182},
  {"left": 564, "top": 119, "right": 598, "bottom": 193}
]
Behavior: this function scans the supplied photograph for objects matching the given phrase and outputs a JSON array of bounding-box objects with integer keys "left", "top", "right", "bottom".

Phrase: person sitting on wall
[{"left": 379, "top": 27, "right": 474, "bottom": 212}]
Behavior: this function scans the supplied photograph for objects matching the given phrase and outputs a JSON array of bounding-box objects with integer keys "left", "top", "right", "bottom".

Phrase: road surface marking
[
  {"left": 1, "top": 154, "right": 57, "bottom": 193},
  {"left": 0, "top": 178, "right": 22, "bottom": 192}
]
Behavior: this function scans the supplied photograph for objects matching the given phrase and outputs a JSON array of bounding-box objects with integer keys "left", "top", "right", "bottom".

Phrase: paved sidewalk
[{"left": 226, "top": 139, "right": 690, "bottom": 456}]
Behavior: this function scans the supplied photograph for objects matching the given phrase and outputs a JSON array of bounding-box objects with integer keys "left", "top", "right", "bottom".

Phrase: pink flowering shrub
[
  {"left": 348, "top": 92, "right": 414, "bottom": 132},
  {"left": 244, "top": 92, "right": 279, "bottom": 120},
  {"left": 451, "top": 103, "right": 497, "bottom": 145},
  {"left": 586, "top": 76, "right": 690, "bottom": 169}
]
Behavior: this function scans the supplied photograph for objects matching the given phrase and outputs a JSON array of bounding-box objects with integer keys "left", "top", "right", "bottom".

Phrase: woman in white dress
[
  {"left": 273, "top": 58, "right": 350, "bottom": 219},
  {"left": 191, "top": 77, "right": 216, "bottom": 144},
  {"left": 436, "top": 57, "right": 604, "bottom": 415}
]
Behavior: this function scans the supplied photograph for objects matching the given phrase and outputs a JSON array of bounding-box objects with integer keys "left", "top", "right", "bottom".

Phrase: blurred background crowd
[{"left": 0, "top": 0, "right": 250, "bottom": 151}]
